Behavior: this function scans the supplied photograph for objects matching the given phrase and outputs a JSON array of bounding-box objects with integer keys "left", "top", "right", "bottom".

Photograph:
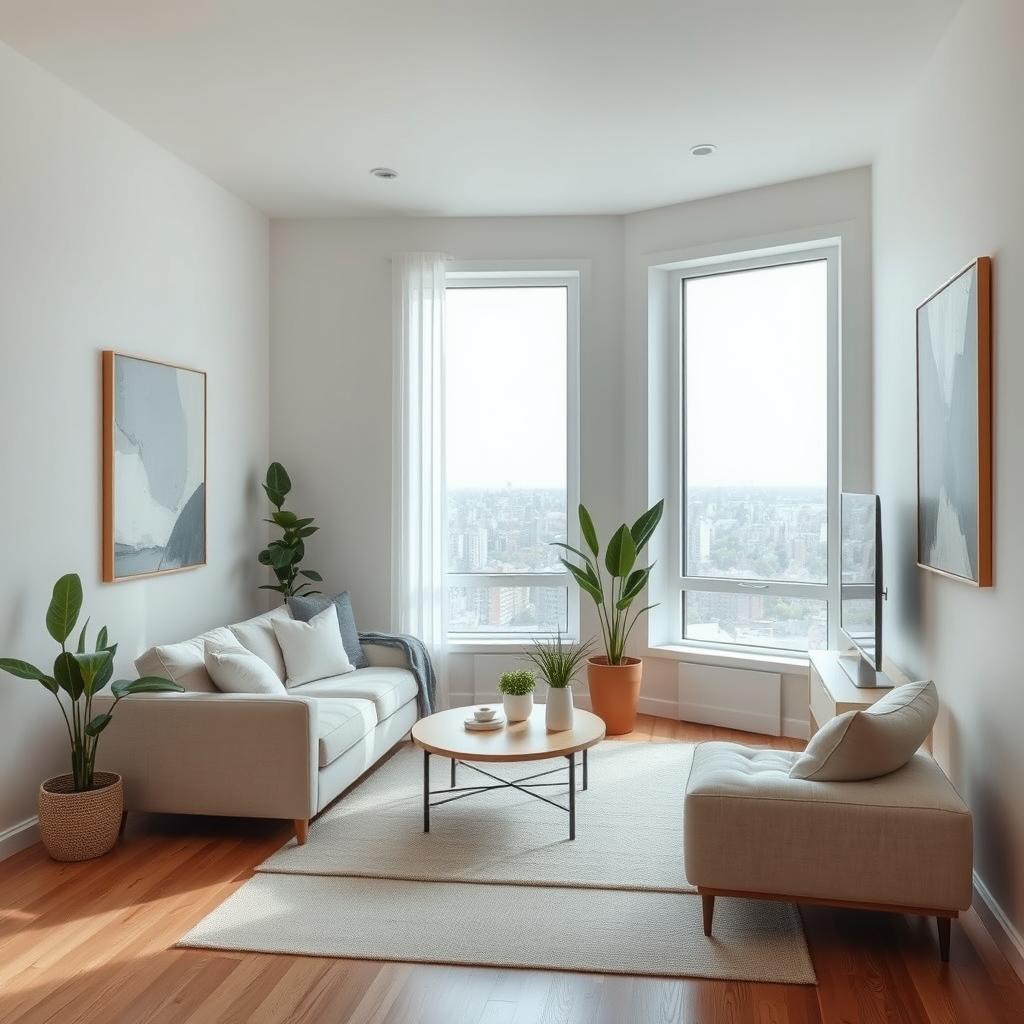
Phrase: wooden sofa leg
[
  {"left": 937, "top": 916, "right": 951, "bottom": 962},
  {"left": 702, "top": 894, "right": 715, "bottom": 936},
  {"left": 294, "top": 819, "right": 309, "bottom": 846}
]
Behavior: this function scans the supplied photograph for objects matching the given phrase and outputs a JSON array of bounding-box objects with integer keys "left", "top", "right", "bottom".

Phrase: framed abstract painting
[
  {"left": 102, "top": 351, "right": 207, "bottom": 582},
  {"left": 916, "top": 256, "right": 992, "bottom": 587}
]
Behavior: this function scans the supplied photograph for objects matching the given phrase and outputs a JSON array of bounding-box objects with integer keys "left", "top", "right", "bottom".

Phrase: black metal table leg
[
  {"left": 568, "top": 755, "right": 576, "bottom": 840},
  {"left": 582, "top": 748, "right": 588, "bottom": 791},
  {"left": 423, "top": 750, "right": 431, "bottom": 833},
  {"left": 451, "top": 758, "right": 457, "bottom": 787}
]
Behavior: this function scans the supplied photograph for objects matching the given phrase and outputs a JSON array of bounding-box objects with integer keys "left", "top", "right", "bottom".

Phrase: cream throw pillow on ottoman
[
  {"left": 790, "top": 679, "right": 938, "bottom": 782},
  {"left": 273, "top": 605, "right": 354, "bottom": 686},
  {"left": 204, "top": 639, "right": 286, "bottom": 695}
]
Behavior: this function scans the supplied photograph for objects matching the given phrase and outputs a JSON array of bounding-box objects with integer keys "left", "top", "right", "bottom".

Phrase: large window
[
  {"left": 670, "top": 249, "right": 838, "bottom": 653},
  {"left": 445, "top": 272, "right": 579, "bottom": 638}
]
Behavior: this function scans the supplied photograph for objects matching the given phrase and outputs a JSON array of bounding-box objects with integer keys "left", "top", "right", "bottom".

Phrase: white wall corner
[
  {"left": 0, "top": 815, "right": 39, "bottom": 862},
  {"left": 973, "top": 871, "right": 1024, "bottom": 985}
]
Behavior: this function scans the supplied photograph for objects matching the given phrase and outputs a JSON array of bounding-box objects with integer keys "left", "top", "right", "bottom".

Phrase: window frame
[
  {"left": 444, "top": 267, "right": 582, "bottom": 642},
  {"left": 665, "top": 244, "right": 841, "bottom": 656}
]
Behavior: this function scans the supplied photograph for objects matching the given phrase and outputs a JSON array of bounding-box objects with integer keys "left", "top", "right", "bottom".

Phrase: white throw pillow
[
  {"left": 790, "top": 679, "right": 938, "bottom": 782},
  {"left": 204, "top": 639, "right": 286, "bottom": 695},
  {"left": 272, "top": 605, "right": 355, "bottom": 687}
]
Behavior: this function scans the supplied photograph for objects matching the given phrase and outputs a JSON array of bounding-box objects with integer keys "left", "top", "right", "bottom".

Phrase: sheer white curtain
[{"left": 391, "top": 252, "right": 448, "bottom": 706}]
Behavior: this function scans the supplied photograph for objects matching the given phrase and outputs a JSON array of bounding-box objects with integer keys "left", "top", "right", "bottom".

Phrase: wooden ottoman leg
[
  {"left": 702, "top": 894, "right": 715, "bottom": 936},
  {"left": 937, "top": 916, "right": 951, "bottom": 962},
  {"left": 294, "top": 819, "right": 309, "bottom": 845}
]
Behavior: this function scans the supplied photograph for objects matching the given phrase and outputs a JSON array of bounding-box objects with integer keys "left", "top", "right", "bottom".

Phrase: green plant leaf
[
  {"left": 630, "top": 499, "right": 665, "bottom": 553},
  {"left": 76, "top": 617, "right": 91, "bottom": 654},
  {"left": 257, "top": 584, "right": 289, "bottom": 593},
  {"left": 0, "top": 659, "right": 58, "bottom": 694},
  {"left": 561, "top": 559, "right": 604, "bottom": 603},
  {"left": 54, "top": 651, "right": 84, "bottom": 700},
  {"left": 616, "top": 565, "right": 653, "bottom": 609},
  {"left": 262, "top": 483, "right": 284, "bottom": 508},
  {"left": 272, "top": 510, "right": 298, "bottom": 528},
  {"left": 257, "top": 548, "right": 274, "bottom": 565},
  {"left": 85, "top": 713, "right": 112, "bottom": 737},
  {"left": 46, "top": 574, "right": 83, "bottom": 644},
  {"left": 296, "top": 526, "right": 318, "bottom": 538},
  {"left": 269, "top": 546, "right": 294, "bottom": 569},
  {"left": 96, "top": 626, "right": 108, "bottom": 652},
  {"left": 604, "top": 524, "right": 636, "bottom": 578},
  {"left": 578, "top": 505, "right": 599, "bottom": 557},
  {"left": 266, "top": 462, "right": 292, "bottom": 499},
  {"left": 550, "top": 542, "right": 595, "bottom": 570},
  {"left": 299, "top": 570, "right": 323, "bottom": 581},
  {"left": 293, "top": 518, "right": 315, "bottom": 529},
  {"left": 111, "top": 677, "right": 185, "bottom": 698},
  {"left": 71, "top": 650, "right": 112, "bottom": 697}
]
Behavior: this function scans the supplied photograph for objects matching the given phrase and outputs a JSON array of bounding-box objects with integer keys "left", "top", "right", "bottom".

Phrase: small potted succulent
[
  {"left": 0, "top": 574, "right": 183, "bottom": 861},
  {"left": 498, "top": 670, "right": 535, "bottom": 723},
  {"left": 524, "top": 634, "right": 594, "bottom": 733}
]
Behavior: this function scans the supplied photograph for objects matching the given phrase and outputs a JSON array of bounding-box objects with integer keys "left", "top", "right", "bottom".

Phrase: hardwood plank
[{"left": 0, "top": 721, "right": 1021, "bottom": 1024}]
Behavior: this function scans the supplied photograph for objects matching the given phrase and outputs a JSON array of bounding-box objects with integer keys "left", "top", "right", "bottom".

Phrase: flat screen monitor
[{"left": 839, "top": 492, "right": 882, "bottom": 672}]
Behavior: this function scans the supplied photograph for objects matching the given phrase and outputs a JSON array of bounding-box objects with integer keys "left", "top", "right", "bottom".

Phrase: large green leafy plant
[
  {"left": 556, "top": 501, "right": 664, "bottom": 666},
  {"left": 258, "top": 462, "right": 323, "bottom": 600},
  {"left": 0, "top": 574, "right": 183, "bottom": 791}
]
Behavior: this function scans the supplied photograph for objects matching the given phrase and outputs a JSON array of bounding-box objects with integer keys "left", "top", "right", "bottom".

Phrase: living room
[{"left": 1, "top": 1, "right": 1022, "bottom": 1021}]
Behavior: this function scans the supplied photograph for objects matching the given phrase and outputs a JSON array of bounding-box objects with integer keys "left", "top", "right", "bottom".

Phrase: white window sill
[
  {"left": 448, "top": 637, "right": 578, "bottom": 656},
  {"left": 643, "top": 643, "right": 809, "bottom": 675}
]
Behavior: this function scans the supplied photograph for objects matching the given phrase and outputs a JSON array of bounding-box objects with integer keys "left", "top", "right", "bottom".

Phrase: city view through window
[
  {"left": 682, "top": 259, "right": 829, "bottom": 651},
  {"left": 445, "top": 283, "right": 570, "bottom": 634}
]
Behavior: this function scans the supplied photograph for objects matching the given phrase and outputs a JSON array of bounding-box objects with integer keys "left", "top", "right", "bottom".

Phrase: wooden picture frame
[
  {"left": 102, "top": 351, "right": 207, "bottom": 582},
  {"left": 915, "top": 256, "right": 992, "bottom": 587}
]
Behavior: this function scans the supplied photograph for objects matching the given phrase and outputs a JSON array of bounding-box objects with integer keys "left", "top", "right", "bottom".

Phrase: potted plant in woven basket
[
  {"left": 556, "top": 500, "right": 663, "bottom": 735},
  {"left": 0, "top": 574, "right": 183, "bottom": 861}
]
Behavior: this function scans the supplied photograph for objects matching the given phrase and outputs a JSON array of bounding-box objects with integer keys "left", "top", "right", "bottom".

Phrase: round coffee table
[{"left": 411, "top": 705, "right": 605, "bottom": 840}]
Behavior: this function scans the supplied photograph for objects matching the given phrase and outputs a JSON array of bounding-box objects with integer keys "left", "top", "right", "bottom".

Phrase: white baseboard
[
  {"left": 0, "top": 815, "right": 39, "bottom": 862},
  {"left": 782, "top": 716, "right": 811, "bottom": 741},
  {"left": 973, "top": 870, "right": 1024, "bottom": 984}
]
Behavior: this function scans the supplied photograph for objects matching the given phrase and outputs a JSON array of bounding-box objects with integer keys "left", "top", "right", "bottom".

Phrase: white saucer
[{"left": 464, "top": 716, "right": 506, "bottom": 731}]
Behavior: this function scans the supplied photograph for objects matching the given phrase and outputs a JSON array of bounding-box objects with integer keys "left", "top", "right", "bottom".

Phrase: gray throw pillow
[
  {"left": 287, "top": 591, "right": 368, "bottom": 669},
  {"left": 790, "top": 679, "right": 938, "bottom": 782}
]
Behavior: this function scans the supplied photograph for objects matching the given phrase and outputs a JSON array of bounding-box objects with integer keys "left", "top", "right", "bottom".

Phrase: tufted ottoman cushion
[{"left": 684, "top": 741, "right": 973, "bottom": 912}]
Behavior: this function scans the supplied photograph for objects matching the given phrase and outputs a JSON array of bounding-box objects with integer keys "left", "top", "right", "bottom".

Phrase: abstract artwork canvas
[
  {"left": 102, "top": 352, "right": 207, "bottom": 581},
  {"left": 916, "top": 257, "right": 992, "bottom": 587}
]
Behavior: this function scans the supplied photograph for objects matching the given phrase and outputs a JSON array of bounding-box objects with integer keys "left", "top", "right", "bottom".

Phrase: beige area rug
[{"left": 179, "top": 742, "right": 816, "bottom": 984}]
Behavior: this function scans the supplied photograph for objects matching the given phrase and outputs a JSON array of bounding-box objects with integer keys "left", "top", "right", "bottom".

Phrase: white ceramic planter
[
  {"left": 503, "top": 691, "right": 534, "bottom": 723},
  {"left": 545, "top": 686, "right": 574, "bottom": 732}
]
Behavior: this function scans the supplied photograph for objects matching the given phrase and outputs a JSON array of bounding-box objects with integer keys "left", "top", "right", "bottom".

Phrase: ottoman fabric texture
[{"left": 684, "top": 741, "right": 973, "bottom": 912}]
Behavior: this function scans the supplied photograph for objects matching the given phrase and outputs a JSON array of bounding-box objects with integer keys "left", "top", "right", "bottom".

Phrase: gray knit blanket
[{"left": 359, "top": 632, "right": 437, "bottom": 716}]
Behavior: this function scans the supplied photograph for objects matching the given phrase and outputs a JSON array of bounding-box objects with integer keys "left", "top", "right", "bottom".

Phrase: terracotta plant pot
[
  {"left": 586, "top": 656, "right": 643, "bottom": 735},
  {"left": 37, "top": 771, "right": 123, "bottom": 862}
]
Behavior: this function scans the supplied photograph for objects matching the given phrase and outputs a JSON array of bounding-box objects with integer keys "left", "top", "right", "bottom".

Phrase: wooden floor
[{"left": 2, "top": 716, "right": 1022, "bottom": 1024}]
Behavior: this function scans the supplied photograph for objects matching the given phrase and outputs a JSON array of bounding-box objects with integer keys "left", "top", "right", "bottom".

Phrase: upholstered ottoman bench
[{"left": 683, "top": 741, "right": 973, "bottom": 960}]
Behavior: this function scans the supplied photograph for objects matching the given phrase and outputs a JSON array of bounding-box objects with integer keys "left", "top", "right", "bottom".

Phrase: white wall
[
  {"left": 872, "top": 0, "right": 1024, "bottom": 962},
  {"left": 622, "top": 168, "right": 874, "bottom": 733},
  {"left": 0, "top": 42, "right": 270, "bottom": 854}
]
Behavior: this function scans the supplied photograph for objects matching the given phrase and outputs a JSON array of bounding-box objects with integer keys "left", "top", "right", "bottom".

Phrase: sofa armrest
[
  {"left": 92, "top": 691, "right": 318, "bottom": 820},
  {"left": 362, "top": 641, "right": 412, "bottom": 671}
]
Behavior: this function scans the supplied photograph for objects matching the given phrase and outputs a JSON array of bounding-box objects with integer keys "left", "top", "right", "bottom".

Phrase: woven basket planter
[{"left": 38, "top": 771, "right": 123, "bottom": 862}]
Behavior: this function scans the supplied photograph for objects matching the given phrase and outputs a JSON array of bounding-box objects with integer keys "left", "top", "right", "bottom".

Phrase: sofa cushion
[
  {"left": 204, "top": 638, "right": 286, "bottom": 695},
  {"left": 684, "top": 741, "right": 973, "bottom": 911},
  {"left": 228, "top": 606, "right": 291, "bottom": 681},
  {"left": 790, "top": 679, "right": 939, "bottom": 782},
  {"left": 296, "top": 667, "right": 418, "bottom": 722},
  {"left": 274, "top": 606, "right": 355, "bottom": 687},
  {"left": 317, "top": 698, "right": 377, "bottom": 768},
  {"left": 288, "top": 592, "right": 368, "bottom": 669},
  {"left": 136, "top": 626, "right": 237, "bottom": 692}
]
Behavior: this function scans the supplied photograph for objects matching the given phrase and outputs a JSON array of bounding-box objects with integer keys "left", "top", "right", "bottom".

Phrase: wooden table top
[{"left": 411, "top": 705, "right": 606, "bottom": 762}]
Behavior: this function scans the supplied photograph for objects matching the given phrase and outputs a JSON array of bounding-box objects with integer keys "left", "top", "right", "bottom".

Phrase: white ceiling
[{"left": 0, "top": 0, "right": 961, "bottom": 218}]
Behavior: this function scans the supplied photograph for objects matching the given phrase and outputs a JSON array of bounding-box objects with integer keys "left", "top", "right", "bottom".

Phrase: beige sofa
[
  {"left": 94, "top": 606, "right": 420, "bottom": 844},
  {"left": 684, "top": 741, "right": 973, "bottom": 961}
]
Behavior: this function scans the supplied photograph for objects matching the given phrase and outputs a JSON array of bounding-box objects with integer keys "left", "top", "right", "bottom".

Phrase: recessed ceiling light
[
  {"left": 370, "top": 167, "right": 398, "bottom": 179},
  {"left": 690, "top": 144, "right": 717, "bottom": 157}
]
